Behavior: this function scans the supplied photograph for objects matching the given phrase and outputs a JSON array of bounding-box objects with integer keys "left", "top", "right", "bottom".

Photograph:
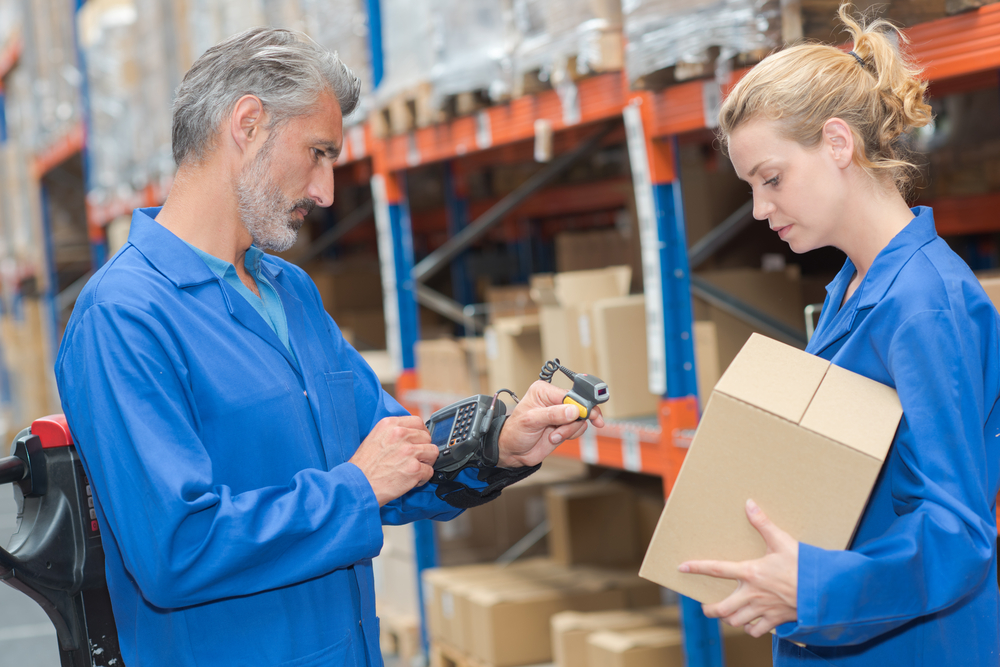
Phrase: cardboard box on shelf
[
  {"left": 336, "top": 309, "right": 386, "bottom": 350},
  {"left": 551, "top": 606, "right": 680, "bottom": 667},
  {"left": 547, "top": 480, "right": 638, "bottom": 568},
  {"left": 591, "top": 295, "right": 658, "bottom": 419},
  {"left": 464, "top": 575, "right": 643, "bottom": 667},
  {"left": 484, "top": 284, "right": 537, "bottom": 322},
  {"left": 639, "top": 334, "right": 903, "bottom": 604},
  {"left": 437, "top": 456, "right": 587, "bottom": 567},
  {"left": 531, "top": 267, "right": 632, "bottom": 382},
  {"left": 373, "top": 551, "right": 420, "bottom": 618},
  {"left": 586, "top": 623, "right": 772, "bottom": 667},
  {"left": 694, "top": 320, "right": 721, "bottom": 408},
  {"left": 416, "top": 337, "right": 489, "bottom": 397},
  {"left": 305, "top": 259, "right": 384, "bottom": 315},
  {"left": 692, "top": 268, "right": 809, "bottom": 374},
  {"left": 555, "top": 228, "right": 633, "bottom": 274},
  {"left": 485, "top": 314, "right": 544, "bottom": 398}
]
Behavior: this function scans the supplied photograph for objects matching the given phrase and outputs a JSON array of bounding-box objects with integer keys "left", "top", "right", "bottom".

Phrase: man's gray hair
[{"left": 171, "top": 27, "right": 361, "bottom": 166}]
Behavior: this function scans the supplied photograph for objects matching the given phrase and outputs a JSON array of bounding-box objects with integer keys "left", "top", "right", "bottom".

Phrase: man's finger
[
  {"left": 678, "top": 559, "right": 746, "bottom": 581},
  {"left": 588, "top": 406, "right": 605, "bottom": 429}
]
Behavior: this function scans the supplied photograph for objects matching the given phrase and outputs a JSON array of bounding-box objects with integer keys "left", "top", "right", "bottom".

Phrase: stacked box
[
  {"left": 416, "top": 337, "right": 489, "bottom": 397},
  {"left": 623, "top": 0, "right": 781, "bottom": 87}
]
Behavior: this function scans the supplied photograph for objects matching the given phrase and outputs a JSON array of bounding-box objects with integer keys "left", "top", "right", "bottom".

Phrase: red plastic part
[{"left": 31, "top": 415, "right": 74, "bottom": 449}]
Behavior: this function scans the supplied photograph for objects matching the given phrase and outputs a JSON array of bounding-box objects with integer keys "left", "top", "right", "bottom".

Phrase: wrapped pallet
[
  {"left": 302, "top": 0, "right": 373, "bottom": 120},
  {"left": 429, "top": 0, "right": 516, "bottom": 102},
  {"left": 513, "top": 0, "right": 623, "bottom": 87},
  {"left": 623, "top": 0, "right": 781, "bottom": 87}
]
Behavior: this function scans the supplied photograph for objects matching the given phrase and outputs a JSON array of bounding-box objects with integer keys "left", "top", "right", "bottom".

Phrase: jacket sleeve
[
  {"left": 777, "top": 309, "right": 997, "bottom": 646},
  {"left": 56, "top": 301, "right": 385, "bottom": 610}
]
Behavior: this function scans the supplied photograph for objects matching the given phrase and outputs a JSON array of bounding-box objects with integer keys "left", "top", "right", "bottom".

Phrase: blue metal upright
[
  {"left": 444, "top": 161, "right": 475, "bottom": 308},
  {"left": 624, "top": 97, "right": 725, "bottom": 667},
  {"left": 74, "top": 0, "right": 108, "bottom": 270},
  {"left": 365, "top": 0, "right": 384, "bottom": 88},
  {"left": 0, "top": 88, "right": 7, "bottom": 144}
]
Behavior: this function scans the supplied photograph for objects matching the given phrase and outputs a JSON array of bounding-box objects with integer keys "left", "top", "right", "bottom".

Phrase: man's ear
[
  {"left": 822, "top": 117, "right": 855, "bottom": 170},
  {"left": 230, "top": 95, "right": 266, "bottom": 154}
]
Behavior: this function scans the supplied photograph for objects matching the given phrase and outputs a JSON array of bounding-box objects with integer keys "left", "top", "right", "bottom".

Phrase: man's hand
[
  {"left": 678, "top": 499, "right": 798, "bottom": 638},
  {"left": 497, "top": 380, "right": 605, "bottom": 468},
  {"left": 349, "top": 416, "right": 439, "bottom": 506}
]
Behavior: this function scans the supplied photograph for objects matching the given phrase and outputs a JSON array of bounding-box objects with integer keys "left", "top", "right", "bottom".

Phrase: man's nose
[{"left": 309, "top": 169, "right": 335, "bottom": 208}]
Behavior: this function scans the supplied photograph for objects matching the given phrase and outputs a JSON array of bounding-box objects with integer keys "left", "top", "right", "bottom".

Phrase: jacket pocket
[
  {"left": 323, "top": 370, "right": 359, "bottom": 463},
  {"left": 275, "top": 629, "right": 353, "bottom": 667}
]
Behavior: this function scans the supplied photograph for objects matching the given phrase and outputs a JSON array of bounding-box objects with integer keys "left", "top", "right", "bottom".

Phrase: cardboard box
[
  {"left": 485, "top": 315, "right": 544, "bottom": 397},
  {"left": 465, "top": 579, "right": 628, "bottom": 666},
  {"left": 532, "top": 267, "right": 632, "bottom": 379},
  {"left": 639, "top": 333, "right": 903, "bottom": 603},
  {"left": 587, "top": 623, "right": 772, "bottom": 667},
  {"left": 552, "top": 607, "right": 680, "bottom": 667},
  {"left": 555, "top": 228, "right": 633, "bottom": 274},
  {"left": 591, "top": 295, "right": 659, "bottom": 419},
  {"left": 436, "top": 456, "right": 588, "bottom": 567},
  {"left": 694, "top": 320, "right": 721, "bottom": 408},
  {"left": 416, "top": 337, "right": 489, "bottom": 396},
  {"left": 692, "top": 268, "right": 809, "bottom": 374},
  {"left": 373, "top": 551, "right": 420, "bottom": 618},
  {"left": 547, "top": 481, "right": 638, "bottom": 568},
  {"left": 484, "top": 284, "right": 537, "bottom": 322}
]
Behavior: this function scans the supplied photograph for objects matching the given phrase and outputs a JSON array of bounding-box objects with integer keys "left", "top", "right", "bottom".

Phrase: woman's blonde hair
[{"left": 718, "top": 4, "right": 932, "bottom": 194}]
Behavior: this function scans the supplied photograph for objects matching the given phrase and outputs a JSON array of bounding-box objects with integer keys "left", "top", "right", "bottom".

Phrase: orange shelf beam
[
  {"left": 908, "top": 3, "right": 1000, "bottom": 83},
  {"left": 922, "top": 192, "right": 1000, "bottom": 236},
  {"left": 33, "top": 121, "right": 85, "bottom": 179}
]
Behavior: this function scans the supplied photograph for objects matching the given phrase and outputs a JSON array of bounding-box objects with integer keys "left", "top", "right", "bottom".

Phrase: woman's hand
[{"left": 679, "top": 499, "right": 799, "bottom": 637}]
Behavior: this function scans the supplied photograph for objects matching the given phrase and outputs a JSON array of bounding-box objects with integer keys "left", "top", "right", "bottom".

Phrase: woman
[{"left": 680, "top": 5, "right": 1000, "bottom": 665}]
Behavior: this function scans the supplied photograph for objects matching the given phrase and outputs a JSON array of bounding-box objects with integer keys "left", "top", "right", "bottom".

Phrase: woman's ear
[{"left": 822, "top": 117, "right": 855, "bottom": 170}]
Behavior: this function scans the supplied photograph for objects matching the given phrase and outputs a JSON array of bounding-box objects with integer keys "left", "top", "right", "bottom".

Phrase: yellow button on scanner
[{"left": 563, "top": 396, "right": 589, "bottom": 420}]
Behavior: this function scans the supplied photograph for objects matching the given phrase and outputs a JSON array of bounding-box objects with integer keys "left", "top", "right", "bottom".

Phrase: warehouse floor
[{"left": 0, "top": 487, "right": 60, "bottom": 667}]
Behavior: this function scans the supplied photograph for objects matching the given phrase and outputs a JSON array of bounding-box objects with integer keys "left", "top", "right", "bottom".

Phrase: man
[{"left": 55, "top": 27, "right": 602, "bottom": 667}]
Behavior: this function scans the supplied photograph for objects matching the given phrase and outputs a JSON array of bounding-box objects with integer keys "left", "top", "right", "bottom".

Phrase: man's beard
[{"left": 236, "top": 133, "right": 315, "bottom": 252}]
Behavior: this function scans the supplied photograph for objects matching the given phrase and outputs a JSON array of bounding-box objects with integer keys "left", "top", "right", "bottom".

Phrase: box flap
[
  {"left": 587, "top": 627, "right": 682, "bottom": 652},
  {"left": 799, "top": 364, "right": 902, "bottom": 461},
  {"left": 552, "top": 266, "right": 631, "bottom": 306},
  {"left": 713, "top": 333, "right": 829, "bottom": 423}
]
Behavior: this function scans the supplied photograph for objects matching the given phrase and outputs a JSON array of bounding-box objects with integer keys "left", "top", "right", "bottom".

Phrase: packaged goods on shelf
[
  {"left": 513, "top": 0, "right": 623, "bottom": 87},
  {"left": 555, "top": 228, "right": 634, "bottom": 274},
  {"left": 484, "top": 314, "right": 543, "bottom": 398},
  {"left": 623, "top": 0, "right": 780, "bottom": 87},
  {"left": 483, "top": 284, "right": 537, "bottom": 322},
  {"left": 587, "top": 623, "right": 772, "bottom": 667},
  {"left": 692, "top": 267, "right": 817, "bottom": 374},
  {"left": 590, "top": 295, "right": 658, "bottom": 419},
  {"left": 640, "top": 334, "right": 903, "bottom": 604},
  {"left": 415, "top": 337, "right": 489, "bottom": 396},
  {"left": 0, "top": 299, "right": 60, "bottom": 444},
  {"left": 0, "top": 2, "right": 20, "bottom": 57},
  {"left": 0, "top": 141, "right": 46, "bottom": 277},
  {"left": 551, "top": 606, "right": 681, "bottom": 667},
  {"left": 185, "top": 0, "right": 265, "bottom": 65},
  {"left": 423, "top": 558, "right": 660, "bottom": 667},
  {"left": 531, "top": 266, "right": 631, "bottom": 387},
  {"left": 302, "top": 0, "right": 373, "bottom": 119},
  {"left": 546, "top": 480, "right": 639, "bottom": 568},
  {"left": 16, "top": 0, "right": 83, "bottom": 156},
  {"left": 372, "top": 0, "right": 437, "bottom": 131},
  {"left": 435, "top": 455, "right": 586, "bottom": 566},
  {"left": 428, "top": 0, "right": 516, "bottom": 102}
]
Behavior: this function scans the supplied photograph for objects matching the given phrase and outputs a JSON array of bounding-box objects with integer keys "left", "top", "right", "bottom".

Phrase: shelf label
[
  {"left": 622, "top": 430, "right": 642, "bottom": 472},
  {"left": 580, "top": 428, "right": 598, "bottom": 464}
]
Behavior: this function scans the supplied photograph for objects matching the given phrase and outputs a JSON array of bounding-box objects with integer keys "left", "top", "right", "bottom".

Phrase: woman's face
[{"left": 728, "top": 118, "right": 846, "bottom": 255}]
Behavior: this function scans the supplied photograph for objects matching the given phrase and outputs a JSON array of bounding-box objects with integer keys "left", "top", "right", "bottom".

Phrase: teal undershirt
[{"left": 184, "top": 242, "right": 298, "bottom": 367}]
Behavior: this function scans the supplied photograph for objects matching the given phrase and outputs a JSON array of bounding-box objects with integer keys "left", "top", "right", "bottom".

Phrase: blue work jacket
[
  {"left": 774, "top": 207, "right": 1000, "bottom": 665},
  {"left": 55, "top": 208, "right": 467, "bottom": 667}
]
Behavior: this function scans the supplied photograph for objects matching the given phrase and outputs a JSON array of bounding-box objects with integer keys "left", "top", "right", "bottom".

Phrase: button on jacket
[
  {"left": 55, "top": 207, "right": 471, "bottom": 667},
  {"left": 775, "top": 207, "right": 1000, "bottom": 665}
]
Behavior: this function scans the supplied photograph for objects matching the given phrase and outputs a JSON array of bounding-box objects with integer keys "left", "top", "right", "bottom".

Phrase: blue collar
[
  {"left": 126, "top": 207, "right": 284, "bottom": 288},
  {"left": 825, "top": 206, "right": 938, "bottom": 311}
]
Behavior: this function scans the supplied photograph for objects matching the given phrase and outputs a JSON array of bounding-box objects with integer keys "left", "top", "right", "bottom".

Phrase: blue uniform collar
[
  {"left": 127, "top": 207, "right": 285, "bottom": 288},
  {"left": 811, "top": 206, "right": 938, "bottom": 355}
]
